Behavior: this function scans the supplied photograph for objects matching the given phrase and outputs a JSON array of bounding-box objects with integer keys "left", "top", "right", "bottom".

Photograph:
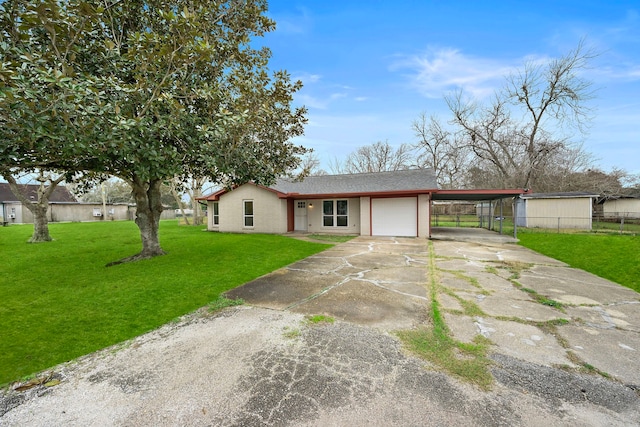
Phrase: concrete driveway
[
  {"left": 227, "top": 236, "right": 431, "bottom": 331},
  {"left": 228, "top": 232, "right": 640, "bottom": 386},
  {"left": 2, "top": 231, "right": 640, "bottom": 426}
]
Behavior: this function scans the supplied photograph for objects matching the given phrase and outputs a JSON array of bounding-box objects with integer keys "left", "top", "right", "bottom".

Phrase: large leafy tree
[{"left": 0, "top": 0, "right": 308, "bottom": 262}]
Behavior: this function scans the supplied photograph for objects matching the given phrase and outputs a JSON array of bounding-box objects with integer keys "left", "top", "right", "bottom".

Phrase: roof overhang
[
  {"left": 431, "top": 189, "right": 530, "bottom": 201},
  {"left": 197, "top": 184, "right": 529, "bottom": 203},
  {"left": 197, "top": 182, "right": 288, "bottom": 201},
  {"left": 278, "top": 189, "right": 435, "bottom": 199},
  {"left": 197, "top": 184, "right": 437, "bottom": 201},
  {"left": 520, "top": 193, "right": 599, "bottom": 200}
]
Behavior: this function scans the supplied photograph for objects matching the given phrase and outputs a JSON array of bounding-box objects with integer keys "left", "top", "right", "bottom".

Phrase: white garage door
[{"left": 371, "top": 197, "right": 417, "bottom": 237}]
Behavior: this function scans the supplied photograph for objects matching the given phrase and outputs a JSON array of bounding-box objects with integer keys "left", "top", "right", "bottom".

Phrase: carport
[{"left": 430, "top": 189, "right": 530, "bottom": 239}]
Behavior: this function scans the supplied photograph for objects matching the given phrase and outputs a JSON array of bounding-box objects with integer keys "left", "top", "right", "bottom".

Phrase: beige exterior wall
[
  {"left": 0, "top": 202, "right": 170, "bottom": 223},
  {"left": 306, "top": 198, "right": 360, "bottom": 235},
  {"left": 211, "top": 184, "right": 288, "bottom": 233},
  {"left": 203, "top": 187, "right": 431, "bottom": 237},
  {"left": 603, "top": 199, "right": 640, "bottom": 219},
  {"left": 418, "top": 194, "right": 431, "bottom": 238},
  {"left": 50, "top": 203, "right": 134, "bottom": 222},
  {"left": 1, "top": 202, "right": 24, "bottom": 223},
  {"left": 525, "top": 197, "right": 593, "bottom": 229},
  {"left": 359, "top": 196, "right": 371, "bottom": 236}
]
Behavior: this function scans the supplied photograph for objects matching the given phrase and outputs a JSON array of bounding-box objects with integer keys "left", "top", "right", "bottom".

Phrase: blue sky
[{"left": 263, "top": 0, "right": 640, "bottom": 175}]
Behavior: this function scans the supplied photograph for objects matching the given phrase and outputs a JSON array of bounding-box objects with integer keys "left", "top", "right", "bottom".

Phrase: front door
[{"left": 294, "top": 200, "right": 308, "bottom": 231}]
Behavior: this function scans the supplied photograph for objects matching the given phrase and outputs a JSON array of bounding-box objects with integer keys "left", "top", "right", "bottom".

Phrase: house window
[
  {"left": 243, "top": 200, "right": 254, "bottom": 227},
  {"left": 337, "top": 200, "right": 348, "bottom": 226},
  {"left": 213, "top": 202, "right": 219, "bottom": 225},
  {"left": 323, "top": 200, "right": 333, "bottom": 226},
  {"left": 297, "top": 201, "right": 306, "bottom": 209},
  {"left": 323, "top": 200, "right": 348, "bottom": 227}
]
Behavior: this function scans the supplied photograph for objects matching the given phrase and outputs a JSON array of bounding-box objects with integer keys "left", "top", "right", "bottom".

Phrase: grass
[
  {"left": 517, "top": 233, "right": 640, "bottom": 293},
  {"left": 592, "top": 220, "right": 640, "bottom": 233},
  {"left": 207, "top": 296, "right": 245, "bottom": 313},
  {"left": 304, "top": 314, "right": 335, "bottom": 324},
  {"left": 0, "top": 221, "right": 331, "bottom": 386}
]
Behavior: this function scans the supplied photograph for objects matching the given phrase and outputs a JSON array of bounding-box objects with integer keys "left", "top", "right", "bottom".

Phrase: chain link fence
[{"left": 431, "top": 213, "right": 640, "bottom": 235}]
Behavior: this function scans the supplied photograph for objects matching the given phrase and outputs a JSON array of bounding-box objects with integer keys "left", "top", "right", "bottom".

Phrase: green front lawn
[
  {"left": 518, "top": 233, "right": 640, "bottom": 293},
  {"left": 0, "top": 221, "right": 331, "bottom": 386}
]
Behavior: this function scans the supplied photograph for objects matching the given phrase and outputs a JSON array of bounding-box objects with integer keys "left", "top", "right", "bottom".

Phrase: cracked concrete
[
  {"left": 432, "top": 239, "right": 640, "bottom": 386},
  {"left": 2, "top": 231, "right": 640, "bottom": 426}
]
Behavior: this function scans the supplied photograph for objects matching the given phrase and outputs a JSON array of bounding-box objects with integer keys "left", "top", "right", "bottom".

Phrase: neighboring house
[
  {"left": 200, "top": 169, "right": 439, "bottom": 237},
  {"left": 1, "top": 183, "right": 77, "bottom": 224},
  {"left": 0, "top": 183, "right": 175, "bottom": 223},
  {"left": 514, "top": 192, "right": 599, "bottom": 230},
  {"left": 600, "top": 196, "right": 640, "bottom": 219}
]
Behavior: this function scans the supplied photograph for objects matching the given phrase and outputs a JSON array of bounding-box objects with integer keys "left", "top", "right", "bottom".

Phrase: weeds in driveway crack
[
  {"left": 397, "top": 242, "right": 494, "bottom": 390},
  {"left": 440, "top": 286, "right": 487, "bottom": 318},
  {"left": 510, "top": 282, "right": 566, "bottom": 312},
  {"left": 565, "top": 351, "right": 612, "bottom": 379},
  {"left": 439, "top": 268, "right": 490, "bottom": 294}
]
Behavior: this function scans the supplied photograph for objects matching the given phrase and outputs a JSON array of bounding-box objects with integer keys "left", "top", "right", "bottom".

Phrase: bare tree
[
  {"left": 297, "top": 152, "right": 327, "bottom": 176},
  {"left": 79, "top": 179, "right": 135, "bottom": 204},
  {"left": 333, "top": 141, "right": 413, "bottom": 174},
  {"left": 446, "top": 40, "right": 597, "bottom": 190},
  {"left": 412, "top": 113, "right": 470, "bottom": 188},
  {"left": 530, "top": 144, "right": 595, "bottom": 192},
  {"left": 563, "top": 167, "right": 628, "bottom": 196}
]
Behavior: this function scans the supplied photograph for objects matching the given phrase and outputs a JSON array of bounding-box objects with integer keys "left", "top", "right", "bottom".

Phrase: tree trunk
[
  {"left": 133, "top": 178, "right": 166, "bottom": 258},
  {"left": 109, "top": 177, "right": 166, "bottom": 265},
  {"left": 190, "top": 177, "right": 205, "bottom": 226},
  {"left": 169, "top": 181, "right": 190, "bottom": 225},
  {"left": 29, "top": 202, "right": 52, "bottom": 243},
  {"left": 3, "top": 172, "right": 62, "bottom": 242}
]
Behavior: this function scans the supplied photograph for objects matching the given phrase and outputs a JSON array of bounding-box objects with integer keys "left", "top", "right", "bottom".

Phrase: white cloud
[
  {"left": 391, "top": 47, "right": 518, "bottom": 99},
  {"left": 296, "top": 92, "right": 347, "bottom": 110},
  {"left": 296, "top": 94, "right": 330, "bottom": 110},
  {"left": 293, "top": 73, "right": 322, "bottom": 84}
]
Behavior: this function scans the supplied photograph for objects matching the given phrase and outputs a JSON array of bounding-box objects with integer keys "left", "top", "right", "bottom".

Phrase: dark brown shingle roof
[{"left": 0, "top": 183, "right": 77, "bottom": 203}]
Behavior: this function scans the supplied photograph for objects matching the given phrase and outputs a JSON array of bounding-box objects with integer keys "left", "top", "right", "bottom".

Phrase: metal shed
[{"left": 514, "top": 192, "right": 598, "bottom": 230}]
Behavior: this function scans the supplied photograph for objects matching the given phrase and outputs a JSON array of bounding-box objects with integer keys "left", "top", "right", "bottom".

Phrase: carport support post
[{"left": 488, "top": 200, "right": 493, "bottom": 231}]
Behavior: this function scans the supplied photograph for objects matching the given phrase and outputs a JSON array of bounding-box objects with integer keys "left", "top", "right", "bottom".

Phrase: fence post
[
  {"left": 499, "top": 198, "right": 503, "bottom": 235},
  {"left": 557, "top": 217, "right": 560, "bottom": 234},
  {"left": 620, "top": 217, "right": 624, "bottom": 234},
  {"left": 512, "top": 200, "right": 517, "bottom": 239}
]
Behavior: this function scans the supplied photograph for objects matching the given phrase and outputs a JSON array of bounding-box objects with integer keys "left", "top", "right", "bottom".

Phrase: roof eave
[{"left": 278, "top": 189, "right": 437, "bottom": 199}]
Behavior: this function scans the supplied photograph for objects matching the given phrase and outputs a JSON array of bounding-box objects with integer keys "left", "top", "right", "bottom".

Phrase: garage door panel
[{"left": 372, "top": 197, "right": 417, "bottom": 237}]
